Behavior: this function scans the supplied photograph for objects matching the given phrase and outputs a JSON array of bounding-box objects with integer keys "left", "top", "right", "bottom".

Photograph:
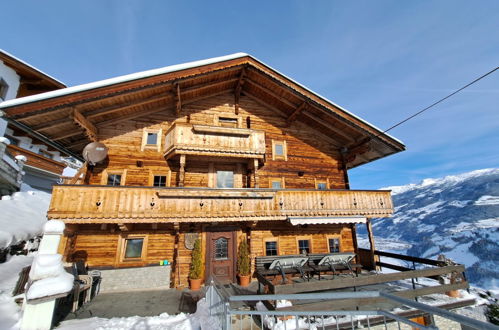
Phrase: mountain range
[{"left": 361, "top": 168, "right": 499, "bottom": 290}]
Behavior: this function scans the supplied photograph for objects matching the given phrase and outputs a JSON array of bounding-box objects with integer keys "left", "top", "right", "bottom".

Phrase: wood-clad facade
[{"left": 0, "top": 53, "right": 405, "bottom": 288}]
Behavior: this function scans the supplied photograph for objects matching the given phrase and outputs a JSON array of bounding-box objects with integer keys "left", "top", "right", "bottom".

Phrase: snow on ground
[
  {"left": 57, "top": 298, "right": 219, "bottom": 330},
  {"left": 0, "top": 184, "right": 50, "bottom": 249},
  {"left": 0, "top": 255, "right": 33, "bottom": 330},
  {"left": 474, "top": 195, "right": 499, "bottom": 206}
]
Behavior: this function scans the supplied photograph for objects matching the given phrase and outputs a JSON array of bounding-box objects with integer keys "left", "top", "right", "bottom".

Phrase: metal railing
[{"left": 205, "top": 277, "right": 498, "bottom": 330}]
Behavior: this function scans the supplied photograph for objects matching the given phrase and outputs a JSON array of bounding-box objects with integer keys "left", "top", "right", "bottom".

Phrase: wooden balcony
[
  {"left": 7, "top": 144, "right": 65, "bottom": 175},
  {"left": 48, "top": 185, "right": 393, "bottom": 223},
  {"left": 163, "top": 123, "right": 266, "bottom": 160}
]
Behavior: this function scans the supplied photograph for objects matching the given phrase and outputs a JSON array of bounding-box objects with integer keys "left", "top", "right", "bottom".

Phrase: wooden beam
[
  {"left": 234, "top": 68, "right": 246, "bottom": 115},
  {"left": 69, "top": 162, "right": 87, "bottom": 184},
  {"left": 52, "top": 129, "right": 85, "bottom": 141},
  {"left": 86, "top": 93, "right": 172, "bottom": 119},
  {"left": 245, "top": 78, "right": 297, "bottom": 109},
  {"left": 71, "top": 108, "right": 98, "bottom": 141},
  {"left": 302, "top": 110, "right": 355, "bottom": 143},
  {"left": 31, "top": 115, "right": 72, "bottom": 131},
  {"left": 273, "top": 265, "right": 466, "bottom": 294},
  {"left": 175, "top": 83, "right": 182, "bottom": 116},
  {"left": 67, "top": 139, "right": 90, "bottom": 149},
  {"left": 96, "top": 88, "right": 233, "bottom": 127},
  {"left": 366, "top": 218, "right": 376, "bottom": 269},
  {"left": 286, "top": 101, "right": 307, "bottom": 127},
  {"left": 178, "top": 154, "right": 186, "bottom": 187},
  {"left": 182, "top": 77, "right": 239, "bottom": 94}
]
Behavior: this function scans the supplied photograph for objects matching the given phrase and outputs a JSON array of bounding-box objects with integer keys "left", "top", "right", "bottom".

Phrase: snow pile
[
  {"left": 57, "top": 298, "right": 220, "bottom": 330},
  {"left": 26, "top": 270, "right": 74, "bottom": 300},
  {"left": 43, "top": 220, "right": 65, "bottom": 234},
  {"left": 0, "top": 255, "right": 33, "bottom": 330},
  {"left": 0, "top": 185, "right": 51, "bottom": 249}
]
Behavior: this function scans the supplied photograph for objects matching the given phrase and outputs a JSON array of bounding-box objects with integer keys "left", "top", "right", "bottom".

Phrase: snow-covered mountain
[{"left": 366, "top": 168, "right": 499, "bottom": 290}]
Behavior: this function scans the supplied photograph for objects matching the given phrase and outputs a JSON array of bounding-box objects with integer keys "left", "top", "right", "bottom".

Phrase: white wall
[{"left": 0, "top": 60, "right": 21, "bottom": 137}]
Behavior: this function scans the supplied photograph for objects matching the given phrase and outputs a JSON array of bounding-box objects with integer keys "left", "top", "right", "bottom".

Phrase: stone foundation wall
[{"left": 98, "top": 265, "right": 171, "bottom": 292}]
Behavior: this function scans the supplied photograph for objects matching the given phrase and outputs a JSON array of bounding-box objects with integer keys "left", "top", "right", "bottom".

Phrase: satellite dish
[{"left": 82, "top": 142, "right": 108, "bottom": 166}]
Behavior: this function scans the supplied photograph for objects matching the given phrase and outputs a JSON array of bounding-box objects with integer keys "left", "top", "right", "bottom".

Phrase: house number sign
[{"left": 184, "top": 233, "right": 199, "bottom": 250}]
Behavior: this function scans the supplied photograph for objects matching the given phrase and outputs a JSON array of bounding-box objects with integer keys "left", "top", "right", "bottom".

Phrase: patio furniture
[
  {"left": 69, "top": 260, "right": 101, "bottom": 311},
  {"left": 256, "top": 255, "right": 312, "bottom": 284},
  {"left": 310, "top": 252, "right": 360, "bottom": 279}
]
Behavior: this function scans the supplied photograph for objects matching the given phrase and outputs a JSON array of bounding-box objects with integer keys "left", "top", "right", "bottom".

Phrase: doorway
[{"left": 205, "top": 229, "right": 237, "bottom": 283}]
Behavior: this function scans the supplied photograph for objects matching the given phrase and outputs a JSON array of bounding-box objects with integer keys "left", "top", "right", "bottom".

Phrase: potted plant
[
  {"left": 189, "top": 238, "right": 203, "bottom": 290},
  {"left": 237, "top": 238, "right": 251, "bottom": 286}
]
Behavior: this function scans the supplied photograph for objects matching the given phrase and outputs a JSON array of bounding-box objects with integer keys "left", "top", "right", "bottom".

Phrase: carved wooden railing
[
  {"left": 163, "top": 123, "right": 266, "bottom": 160},
  {"left": 48, "top": 185, "right": 393, "bottom": 223}
]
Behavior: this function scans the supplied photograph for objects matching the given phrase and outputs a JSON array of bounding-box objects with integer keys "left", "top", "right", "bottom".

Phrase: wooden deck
[
  {"left": 7, "top": 144, "right": 66, "bottom": 175},
  {"left": 47, "top": 186, "right": 393, "bottom": 222}
]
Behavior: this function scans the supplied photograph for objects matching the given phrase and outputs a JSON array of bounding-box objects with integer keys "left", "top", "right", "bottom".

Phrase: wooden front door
[{"left": 206, "top": 230, "right": 237, "bottom": 282}]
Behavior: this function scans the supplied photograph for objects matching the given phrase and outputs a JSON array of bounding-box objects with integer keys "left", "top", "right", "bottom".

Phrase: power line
[{"left": 382, "top": 66, "right": 499, "bottom": 134}]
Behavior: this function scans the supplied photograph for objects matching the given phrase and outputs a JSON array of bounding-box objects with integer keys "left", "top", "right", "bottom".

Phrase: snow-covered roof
[
  {"left": 0, "top": 52, "right": 404, "bottom": 146},
  {"left": 0, "top": 49, "right": 65, "bottom": 87}
]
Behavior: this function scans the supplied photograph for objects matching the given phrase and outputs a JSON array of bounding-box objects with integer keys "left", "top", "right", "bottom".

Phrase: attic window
[
  {"left": 0, "top": 78, "right": 8, "bottom": 101},
  {"left": 218, "top": 117, "right": 238, "bottom": 128},
  {"left": 141, "top": 129, "right": 162, "bottom": 151},
  {"left": 272, "top": 140, "right": 287, "bottom": 161}
]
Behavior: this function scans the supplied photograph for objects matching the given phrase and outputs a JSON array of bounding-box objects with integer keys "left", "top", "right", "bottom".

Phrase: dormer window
[
  {"left": 272, "top": 140, "right": 287, "bottom": 161},
  {"left": 141, "top": 128, "right": 162, "bottom": 151}
]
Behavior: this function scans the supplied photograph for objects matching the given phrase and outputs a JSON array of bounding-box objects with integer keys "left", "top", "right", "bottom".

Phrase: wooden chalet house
[
  {"left": 0, "top": 53, "right": 406, "bottom": 289},
  {"left": 0, "top": 49, "right": 70, "bottom": 194}
]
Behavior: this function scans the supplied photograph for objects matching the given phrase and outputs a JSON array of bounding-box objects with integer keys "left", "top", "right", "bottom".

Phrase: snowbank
[
  {"left": 57, "top": 297, "right": 220, "bottom": 330},
  {"left": 26, "top": 272, "right": 74, "bottom": 300},
  {"left": 0, "top": 185, "right": 51, "bottom": 249},
  {"left": 0, "top": 255, "right": 34, "bottom": 330}
]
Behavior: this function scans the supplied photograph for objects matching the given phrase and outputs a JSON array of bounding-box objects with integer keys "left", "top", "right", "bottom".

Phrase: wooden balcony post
[
  {"left": 252, "top": 159, "right": 259, "bottom": 188},
  {"left": 178, "top": 154, "right": 186, "bottom": 187},
  {"left": 366, "top": 218, "right": 376, "bottom": 268}
]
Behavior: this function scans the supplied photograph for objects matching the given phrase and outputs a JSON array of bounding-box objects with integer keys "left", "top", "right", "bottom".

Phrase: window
[
  {"left": 107, "top": 174, "right": 122, "bottom": 186},
  {"left": 317, "top": 182, "right": 327, "bottom": 190},
  {"left": 272, "top": 140, "right": 287, "bottom": 160},
  {"left": 216, "top": 171, "right": 234, "bottom": 188},
  {"left": 0, "top": 78, "right": 8, "bottom": 101},
  {"left": 146, "top": 132, "right": 158, "bottom": 145},
  {"left": 124, "top": 238, "right": 144, "bottom": 259},
  {"left": 141, "top": 128, "right": 162, "bottom": 151},
  {"left": 265, "top": 241, "right": 278, "bottom": 256},
  {"left": 218, "top": 117, "right": 238, "bottom": 128},
  {"left": 214, "top": 238, "right": 228, "bottom": 260},
  {"left": 298, "top": 239, "right": 310, "bottom": 254},
  {"left": 271, "top": 180, "right": 282, "bottom": 189},
  {"left": 328, "top": 238, "right": 341, "bottom": 253},
  {"left": 153, "top": 175, "right": 167, "bottom": 187}
]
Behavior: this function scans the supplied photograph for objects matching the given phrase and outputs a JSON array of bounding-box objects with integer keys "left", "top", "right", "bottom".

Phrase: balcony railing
[
  {"left": 48, "top": 185, "right": 393, "bottom": 223},
  {"left": 7, "top": 144, "right": 65, "bottom": 175},
  {"left": 163, "top": 123, "right": 266, "bottom": 160}
]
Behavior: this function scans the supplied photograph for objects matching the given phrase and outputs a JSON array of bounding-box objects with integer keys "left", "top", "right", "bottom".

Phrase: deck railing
[
  {"left": 48, "top": 185, "right": 393, "bottom": 222},
  {"left": 163, "top": 123, "right": 266, "bottom": 160},
  {"left": 7, "top": 144, "right": 65, "bottom": 175},
  {"left": 205, "top": 277, "right": 495, "bottom": 330}
]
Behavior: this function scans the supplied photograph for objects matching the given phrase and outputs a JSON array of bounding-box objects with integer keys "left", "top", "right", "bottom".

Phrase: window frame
[
  {"left": 315, "top": 178, "right": 329, "bottom": 190},
  {"left": 272, "top": 140, "right": 288, "bottom": 161},
  {"left": 141, "top": 128, "right": 163, "bottom": 152},
  {"left": 269, "top": 177, "right": 285, "bottom": 189},
  {"left": 214, "top": 115, "right": 242, "bottom": 128},
  {"left": 296, "top": 237, "right": 312, "bottom": 254},
  {"left": 119, "top": 234, "right": 148, "bottom": 262},
  {"left": 102, "top": 170, "right": 126, "bottom": 186},
  {"left": 264, "top": 239, "right": 279, "bottom": 256},
  {"left": 327, "top": 236, "right": 342, "bottom": 253},
  {"left": 150, "top": 171, "right": 171, "bottom": 187}
]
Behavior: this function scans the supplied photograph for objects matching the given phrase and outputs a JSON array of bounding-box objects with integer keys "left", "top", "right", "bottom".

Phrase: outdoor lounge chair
[
  {"left": 310, "top": 253, "right": 359, "bottom": 279},
  {"left": 69, "top": 260, "right": 101, "bottom": 312},
  {"left": 267, "top": 257, "right": 310, "bottom": 284}
]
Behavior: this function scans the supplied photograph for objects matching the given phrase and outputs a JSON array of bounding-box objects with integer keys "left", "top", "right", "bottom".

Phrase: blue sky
[{"left": 1, "top": 1, "right": 498, "bottom": 189}]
